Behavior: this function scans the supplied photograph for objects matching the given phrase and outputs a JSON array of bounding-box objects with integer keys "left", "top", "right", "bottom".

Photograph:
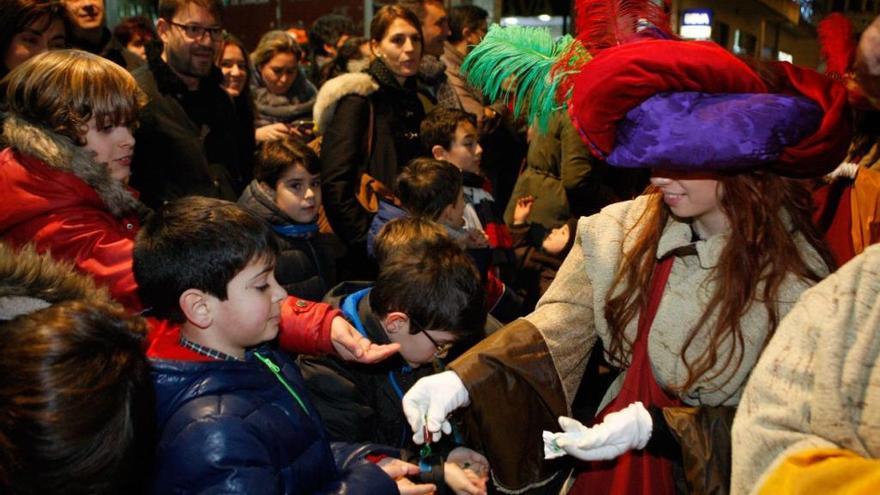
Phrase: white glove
[
  {"left": 542, "top": 401, "right": 652, "bottom": 461},
  {"left": 402, "top": 371, "right": 470, "bottom": 444}
]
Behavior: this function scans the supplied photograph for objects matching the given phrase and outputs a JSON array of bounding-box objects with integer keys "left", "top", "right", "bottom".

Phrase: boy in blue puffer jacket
[{"left": 134, "top": 196, "right": 435, "bottom": 494}]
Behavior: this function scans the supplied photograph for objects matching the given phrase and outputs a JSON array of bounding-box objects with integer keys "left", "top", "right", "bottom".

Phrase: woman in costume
[{"left": 401, "top": 2, "right": 852, "bottom": 493}]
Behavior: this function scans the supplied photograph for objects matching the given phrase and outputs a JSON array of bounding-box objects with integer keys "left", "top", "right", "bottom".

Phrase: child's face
[
  {"left": 542, "top": 224, "right": 570, "bottom": 255},
  {"left": 82, "top": 118, "right": 135, "bottom": 183},
  {"left": 438, "top": 188, "right": 466, "bottom": 229},
  {"left": 209, "top": 257, "right": 287, "bottom": 356},
  {"left": 273, "top": 164, "right": 321, "bottom": 223},
  {"left": 393, "top": 324, "right": 457, "bottom": 367},
  {"left": 438, "top": 121, "right": 482, "bottom": 174}
]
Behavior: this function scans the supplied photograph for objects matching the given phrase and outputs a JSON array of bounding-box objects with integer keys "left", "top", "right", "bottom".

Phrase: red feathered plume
[
  {"left": 818, "top": 13, "right": 855, "bottom": 79},
  {"left": 573, "top": 0, "right": 673, "bottom": 53}
]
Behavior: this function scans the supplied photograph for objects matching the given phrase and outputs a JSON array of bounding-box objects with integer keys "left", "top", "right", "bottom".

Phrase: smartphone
[{"left": 291, "top": 119, "right": 315, "bottom": 134}]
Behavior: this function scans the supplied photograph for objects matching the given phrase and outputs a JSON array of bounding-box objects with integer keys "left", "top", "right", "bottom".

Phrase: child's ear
[
  {"left": 431, "top": 145, "right": 447, "bottom": 161},
  {"left": 382, "top": 311, "right": 411, "bottom": 334},
  {"left": 179, "top": 289, "right": 213, "bottom": 329}
]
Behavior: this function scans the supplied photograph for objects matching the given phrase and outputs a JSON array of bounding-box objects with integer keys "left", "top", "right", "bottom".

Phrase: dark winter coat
[
  {"left": 68, "top": 26, "right": 144, "bottom": 71},
  {"left": 130, "top": 41, "right": 252, "bottom": 208},
  {"left": 316, "top": 60, "right": 424, "bottom": 245},
  {"left": 148, "top": 323, "right": 399, "bottom": 495},
  {"left": 238, "top": 180, "right": 342, "bottom": 301},
  {"left": 298, "top": 283, "right": 453, "bottom": 454},
  {"left": 503, "top": 113, "right": 647, "bottom": 228}
]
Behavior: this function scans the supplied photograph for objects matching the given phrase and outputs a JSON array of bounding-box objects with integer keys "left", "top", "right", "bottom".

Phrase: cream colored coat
[
  {"left": 530, "top": 195, "right": 827, "bottom": 412},
  {"left": 730, "top": 243, "right": 880, "bottom": 495}
]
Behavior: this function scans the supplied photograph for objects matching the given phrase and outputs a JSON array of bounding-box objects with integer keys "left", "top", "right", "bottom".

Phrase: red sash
[{"left": 570, "top": 256, "right": 683, "bottom": 495}]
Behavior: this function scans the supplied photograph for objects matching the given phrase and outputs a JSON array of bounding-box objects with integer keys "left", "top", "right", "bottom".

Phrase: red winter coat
[{"left": 0, "top": 117, "right": 146, "bottom": 311}]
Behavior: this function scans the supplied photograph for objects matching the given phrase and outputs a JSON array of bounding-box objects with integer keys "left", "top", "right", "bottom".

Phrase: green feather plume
[{"left": 462, "top": 24, "right": 590, "bottom": 131}]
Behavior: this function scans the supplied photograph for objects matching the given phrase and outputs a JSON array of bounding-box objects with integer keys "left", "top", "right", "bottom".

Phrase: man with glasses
[
  {"left": 129, "top": 0, "right": 253, "bottom": 209},
  {"left": 298, "top": 218, "right": 490, "bottom": 494}
]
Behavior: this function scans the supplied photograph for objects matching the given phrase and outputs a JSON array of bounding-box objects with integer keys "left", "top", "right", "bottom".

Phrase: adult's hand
[
  {"left": 255, "top": 123, "right": 290, "bottom": 143},
  {"left": 329, "top": 316, "right": 400, "bottom": 363},
  {"left": 403, "top": 371, "right": 470, "bottom": 444},
  {"left": 543, "top": 401, "right": 652, "bottom": 461}
]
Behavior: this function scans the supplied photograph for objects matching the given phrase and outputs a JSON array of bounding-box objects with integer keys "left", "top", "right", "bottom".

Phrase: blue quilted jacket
[{"left": 150, "top": 347, "right": 400, "bottom": 494}]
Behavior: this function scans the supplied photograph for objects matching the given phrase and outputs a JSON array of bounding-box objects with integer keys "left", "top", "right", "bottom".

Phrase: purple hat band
[{"left": 606, "top": 92, "right": 823, "bottom": 171}]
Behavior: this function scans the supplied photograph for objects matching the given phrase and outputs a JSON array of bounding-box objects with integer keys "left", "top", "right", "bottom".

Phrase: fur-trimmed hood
[
  {"left": 0, "top": 243, "right": 111, "bottom": 321},
  {"left": 2, "top": 114, "right": 146, "bottom": 218},
  {"left": 312, "top": 72, "right": 378, "bottom": 134}
]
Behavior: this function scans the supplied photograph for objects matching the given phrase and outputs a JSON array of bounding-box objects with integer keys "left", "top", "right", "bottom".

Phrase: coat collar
[
  {"left": 655, "top": 218, "right": 727, "bottom": 269},
  {"left": 2, "top": 114, "right": 147, "bottom": 218}
]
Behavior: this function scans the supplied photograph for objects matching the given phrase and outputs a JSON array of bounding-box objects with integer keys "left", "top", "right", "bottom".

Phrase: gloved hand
[
  {"left": 542, "top": 401, "right": 652, "bottom": 461},
  {"left": 403, "top": 371, "right": 470, "bottom": 444}
]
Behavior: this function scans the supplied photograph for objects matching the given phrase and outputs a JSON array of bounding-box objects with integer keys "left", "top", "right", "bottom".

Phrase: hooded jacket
[
  {"left": 315, "top": 60, "right": 424, "bottom": 244},
  {"left": 238, "top": 179, "right": 342, "bottom": 301},
  {"left": 0, "top": 115, "right": 147, "bottom": 311}
]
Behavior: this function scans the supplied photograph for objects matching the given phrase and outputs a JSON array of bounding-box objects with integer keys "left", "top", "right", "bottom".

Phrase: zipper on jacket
[{"left": 254, "top": 352, "right": 310, "bottom": 416}]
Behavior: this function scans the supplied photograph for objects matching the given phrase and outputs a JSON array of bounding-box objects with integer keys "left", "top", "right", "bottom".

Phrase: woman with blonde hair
[
  {"left": 250, "top": 30, "right": 317, "bottom": 143},
  {"left": 0, "top": 49, "right": 148, "bottom": 311}
]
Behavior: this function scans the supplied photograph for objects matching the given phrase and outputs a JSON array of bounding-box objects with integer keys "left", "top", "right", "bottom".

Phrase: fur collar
[
  {"left": 313, "top": 72, "right": 379, "bottom": 133},
  {"left": 0, "top": 243, "right": 110, "bottom": 320},
  {"left": 3, "top": 114, "right": 146, "bottom": 218}
]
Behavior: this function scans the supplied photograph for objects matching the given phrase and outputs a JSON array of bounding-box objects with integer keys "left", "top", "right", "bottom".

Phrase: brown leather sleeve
[
  {"left": 662, "top": 406, "right": 736, "bottom": 495},
  {"left": 450, "top": 318, "right": 570, "bottom": 493}
]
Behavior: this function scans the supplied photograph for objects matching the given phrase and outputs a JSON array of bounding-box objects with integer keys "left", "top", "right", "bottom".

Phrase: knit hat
[{"left": 461, "top": 1, "right": 852, "bottom": 178}]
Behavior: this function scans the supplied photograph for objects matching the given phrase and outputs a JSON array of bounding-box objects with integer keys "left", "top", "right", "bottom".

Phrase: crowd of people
[{"left": 0, "top": 0, "right": 878, "bottom": 494}]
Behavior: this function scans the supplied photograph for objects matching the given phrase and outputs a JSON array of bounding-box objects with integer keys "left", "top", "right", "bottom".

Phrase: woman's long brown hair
[{"left": 603, "top": 171, "right": 835, "bottom": 393}]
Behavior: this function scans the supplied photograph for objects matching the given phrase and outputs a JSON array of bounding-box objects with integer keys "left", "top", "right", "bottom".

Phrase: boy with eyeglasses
[
  {"left": 129, "top": 0, "right": 253, "bottom": 209},
  {"left": 299, "top": 217, "right": 491, "bottom": 494}
]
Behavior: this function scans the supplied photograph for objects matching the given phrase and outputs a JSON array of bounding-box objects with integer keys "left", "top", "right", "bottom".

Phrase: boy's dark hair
[
  {"left": 133, "top": 197, "right": 279, "bottom": 322},
  {"left": 448, "top": 5, "right": 488, "bottom": 43},
  {"left": 308, "top": 14, "right": 355, "bottom": 57},
  {"left": 396, "top": 158, "right": 462, "bottom": 220},
  {"left": 373, "top": 216, "right": 448, "bottom": 266},
  {"left": 255, "top": 137, "right": 320, "bottom": 186},
  {"left": 158, "top": 0, "right": 223, "bottom": 22},
  {"left": 370, "top": 236, "right": 485, "bottom": 338},
  {"left": 420, "top": 106, "right": 477, "bottom": 151},
  {"left": 0, "top": 300, "right": 155, "bottom": 495}
]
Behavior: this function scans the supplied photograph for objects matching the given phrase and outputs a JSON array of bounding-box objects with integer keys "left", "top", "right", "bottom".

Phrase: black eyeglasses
[
  {"left": 411, "top": 319, "right": 454, "bottom": 358},
  {"left": 170, "top": 21, "right": 224, "bottom": 41}
]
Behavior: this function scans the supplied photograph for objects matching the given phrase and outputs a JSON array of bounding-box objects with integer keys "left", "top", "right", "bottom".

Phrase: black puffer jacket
[
  {"left": 238, "top": 180, "right": 343, "bottom": 301},
  {"left": 131, "top": 42, "right": 252, "bottom": 208},
  {"left": 317, "top": 60, "right": 424, "bottom": 245},
  {"left": 297, "top": 283, "right": 456, "bottom": 456}
]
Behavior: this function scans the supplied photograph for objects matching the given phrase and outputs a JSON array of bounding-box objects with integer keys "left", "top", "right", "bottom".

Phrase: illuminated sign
[{"left": 680, "top": 8, "right": 712, "bottom": 40}]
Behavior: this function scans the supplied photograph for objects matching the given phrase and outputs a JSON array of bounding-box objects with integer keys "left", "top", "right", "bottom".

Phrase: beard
[{"left": 166, "top": 43, "right": 215, "bottom": 80}]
